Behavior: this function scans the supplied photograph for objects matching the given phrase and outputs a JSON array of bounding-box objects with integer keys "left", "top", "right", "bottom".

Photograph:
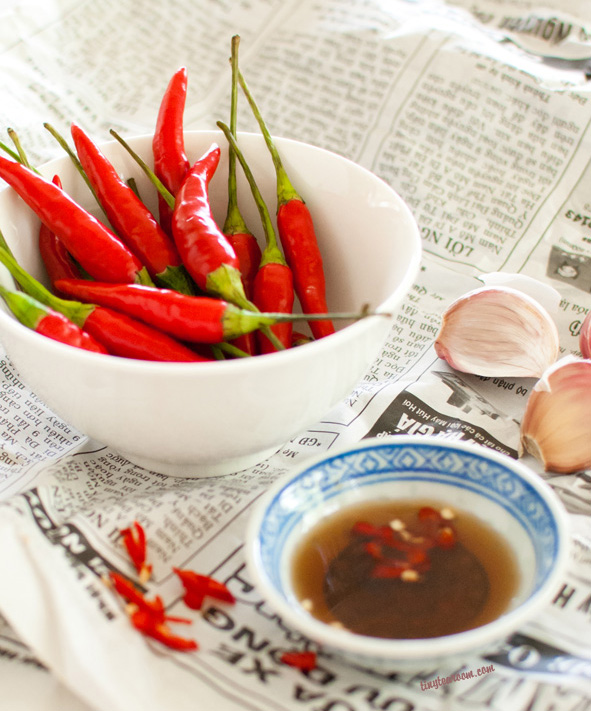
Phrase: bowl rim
[
  {"left": 245, "top": 435, "right": 571, "bottom": 660},
  {"left": 0, "top": 130, "right": 422, "bottom": 375}
]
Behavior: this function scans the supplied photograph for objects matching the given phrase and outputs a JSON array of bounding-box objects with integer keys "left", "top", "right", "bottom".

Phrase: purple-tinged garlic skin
[
  {"left": 520, "top": 357, "right": 591, "bottom": 474},
  {"left": 434, "top": 286, "right": 559, "bottom": 378}
]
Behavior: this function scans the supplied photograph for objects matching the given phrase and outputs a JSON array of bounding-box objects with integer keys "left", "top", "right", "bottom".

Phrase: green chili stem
[
  {"left": 43, "top": 123, "right": 108, "bottom": 218},
  {"left": 109, "top": 129, "right": 175, "bottom": 209},
  {"left": 222, "top": 35, "right": 250, "bottom": 236},
  {"left": 7, "top": 128, "right": 39, "bottom": 173},
  {"left": 0, "top": 247, "right": 93, "bottom": 326},
  {"left": 0, "top": 140, "right": 23, "bottom": 164},
  {"left": 0, "top": 285, "right": 46, "bottom": 329},
  {"left": 217, "top": 341, "right": 251, "bottom": 358},
  {"left": 217, "top": 121, "right": 285, "bottom": 268},
  {"left": 237, "top": 69, "right": 300, "bottom": 206}
]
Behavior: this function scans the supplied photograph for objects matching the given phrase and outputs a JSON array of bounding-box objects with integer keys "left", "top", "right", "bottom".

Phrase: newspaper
[{"left": 0, "top": 0, "right": 590, "bottom": 709}]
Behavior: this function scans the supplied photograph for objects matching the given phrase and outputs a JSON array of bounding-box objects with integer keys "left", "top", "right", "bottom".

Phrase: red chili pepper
[
  {"left": 0, "top": 285, "right": 108, "bottom": 354},
  {"left": 0, "top": 249, "right": 208, "bottom": 363},
  {"left": 54, "top": 279, "right": 295, "bottom": 344},
  {"left": 291, "top": 330, "right": 313, "bottom": 347},
  {"left": 171, "top": 143, "right": 252, "bottom": 309},
  {"left": 38, "top": 175, "right": 81, "bottom": 292},
  {"left": 237, "top": 65, "right": 335, "bottom": 339},
  {"left": 222, "top": 38, "right": 262, "bottom": 356},
  {"left": 153, "top": 66, "right": 191, "bottom": 234},
  {"left": 77, "top": 306, "right": 209, "bottom": 363},
  {"left": 217, "top": 121, "right": 294, "bottom": 354},
  {"left": 173, "top": 568, "right": 235, "bottom": 610},
  {"left": 0, "top": 155, "right": 152, "bottom": 285},
  {"left": 70, "top": 123, "right": 193, "bottom": 294},
  {"left": 280, "top": 651, "right": 317, "bottom": 672},
  {"left": 120, "top": 521, "right": 152, "bottom": 583},
  {"left": 224, "top": 234, "right": 260, "bottom": 355}
]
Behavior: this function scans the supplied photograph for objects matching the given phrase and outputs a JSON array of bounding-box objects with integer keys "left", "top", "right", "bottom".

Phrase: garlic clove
[
  {"left": 520, "top": 356, "right": 591, "bottom": 474},
  {"left": 477, "top": 272, "right": 561, "bottom": 315},
  {"left": 580, "top": 311, "right": 591, "bottom": 358},
  {"left": 434, "top": 286, "right": 559, "bottom": 378}
]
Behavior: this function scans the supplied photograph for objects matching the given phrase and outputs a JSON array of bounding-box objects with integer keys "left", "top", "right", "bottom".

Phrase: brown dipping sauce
[{"left": 291, "top": 499, "right": 519, "bottom": 639}]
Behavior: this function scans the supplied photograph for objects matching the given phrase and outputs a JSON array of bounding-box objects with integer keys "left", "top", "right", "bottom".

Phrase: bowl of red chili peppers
[{"left": 0, "top": 125, "right": 421, "bottom": 477}]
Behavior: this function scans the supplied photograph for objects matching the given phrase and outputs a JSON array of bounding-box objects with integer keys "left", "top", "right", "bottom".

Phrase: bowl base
[{"left": 119, "top": 445, "right": 280, "bottom": 478}]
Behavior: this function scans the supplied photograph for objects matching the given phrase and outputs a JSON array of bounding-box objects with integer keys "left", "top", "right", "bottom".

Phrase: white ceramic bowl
[
  {"left": 0, "top": 131, "right": 421, "bottom": 477},
  {"left": 245, "top": 436, "right": 570, "bottom": 669}
]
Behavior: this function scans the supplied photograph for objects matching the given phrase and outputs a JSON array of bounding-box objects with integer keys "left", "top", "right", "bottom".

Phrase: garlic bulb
[
  {"left": 434, "top": 286, "right": 559, "bottom": 378},
  {"left": 520, "top": 357, "right": 591, "bottom": 474}
]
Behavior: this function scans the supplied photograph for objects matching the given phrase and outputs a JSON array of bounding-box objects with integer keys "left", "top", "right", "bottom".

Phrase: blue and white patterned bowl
[{"left": 245, "top": 436, "right": 570, "bottom": 668}]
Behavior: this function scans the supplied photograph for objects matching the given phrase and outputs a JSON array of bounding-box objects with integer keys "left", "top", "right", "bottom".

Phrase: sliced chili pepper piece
[
  {"left": 153, "top": 66, "right": 191, "bottom": 234},
  {"left": 120, "top": 521, "right": 152, "bottom": 583},
  {"left": 0, "top": 155, "right": 152, "bottom": 285},
  {"left": 280, "top": 651, "right": 317, "bottom": 672},
  {"left": 70, "top": 123, "right": 193, "bottom": 294},
  {"left": 371, "top": 561, "right": 408, "bottom": 579},
  {"left": 351, "top": 521, "right": 395, "bottom": 542},
  {"left": 406, "top": 547, "right": 429, "bottom": 566},
  {"left": 217, "top": 121, "right": 294, "bottom": 354},
  {"left": 108, "top": 572, "right": 196, "bottom": 651},
  {"left": 435, "top": 526, "right": 456, "bottom": 549},
  {"left": 417, "top": 506, "right": 443, "bottom": 523},
  {"left": 109, "top": 573, "right": 193, "bottom": 624},
  {"left": 0, "top": 249, "right": 208, "bottom": 362},
  {"left": 108, "top": 572, "right": 161, "bottom": 615},
  {"left": 130, "top": 609, "right": 198, "bottom": 651},
  {"left": 173, "top": 568, "right": 235, "bottom": 610},
  {"left": 237, "top": 63, "right": 335, "bottom": 339},
  {"left": 363, "top": 540, "right": 384, "bottom": 559},
  {"left": 0, "top": 285, "right": 108, "bottom": 354}
]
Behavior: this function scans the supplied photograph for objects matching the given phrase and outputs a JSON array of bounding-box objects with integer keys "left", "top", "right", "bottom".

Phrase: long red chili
[
  {"left": 70, "top": 123, "right": 193, "bottom": 294},
  {"left": 0, "top": 249, "right": 208, "bottom": 363},
  {"left": 38, "top": 174, "right": 82, "bottom": 292},
  {"left": 0, "top": 285, "right": 108, "bottom": 354},
  {"left": 54, "top": 279, "right": 295, "bottom": 344},
  {"left": 238, "top": 66, "right": 335, "bottom": 339},
  {"left": 222, "top": 37, "right": 262, "bottom": 356},
  {"left": 153, "top": 66, "right": 191, "bottom": 234},
  {"left": 171, "top": 143, "right": 254, "bottom": 310},
  {"left": 0, "top": 156, "right": 152, "bottom": 285},
  {"left": 217, "top": 121, "right": 294, "bottom": 353}
]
